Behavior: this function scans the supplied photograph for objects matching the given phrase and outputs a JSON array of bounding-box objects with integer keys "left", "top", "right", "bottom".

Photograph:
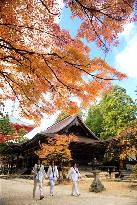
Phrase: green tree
[
  {"left": 0, "top": 102, "right": 17, "bottom": 143},
  {"left": 135, "top": 86, "right": 137, "bottom": 102},
  {"left": 0, "top": 115, "right": 16, "bottom": 140},
  {"left": 13, "top": 128, "right": 28, "bottom": 144},
  {"left": 0, "top": 104, "right": 28, "bottom": 144},
  {"left": 86, "top": 86, "right": 137, "bottom": 139},
  {"left": 55, "top": 110, "right": 84, "bottom": 124},
  {"left": 85, "top": 105, "right": 103, "bottom": 137},
  {"left": 55, "top": 112, "right": 69, "bottom": 123},
  {"left": 100, "top": 86, "right": 136, "bottom": 139}
]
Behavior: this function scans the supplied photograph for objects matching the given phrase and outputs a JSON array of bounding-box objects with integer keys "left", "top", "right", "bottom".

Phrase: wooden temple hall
[{"left": 3, "top": 115, "right": 108, "bottom": 174}]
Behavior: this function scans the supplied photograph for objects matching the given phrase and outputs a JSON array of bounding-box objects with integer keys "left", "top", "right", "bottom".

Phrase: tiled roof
[
  {"left": 41, "top": 114, "right": 98, "bottom": 140},
  {"left": 21, "top": 115, "right": 99, "bottom": 148},
  {"left": 41, "top": 115, "right": 77, "bottom": 134}
]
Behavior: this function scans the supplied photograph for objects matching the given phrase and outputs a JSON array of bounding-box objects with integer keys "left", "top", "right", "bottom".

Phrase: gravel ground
[{"left": 0, "top": 178, "right": 137, "bottom": 205}]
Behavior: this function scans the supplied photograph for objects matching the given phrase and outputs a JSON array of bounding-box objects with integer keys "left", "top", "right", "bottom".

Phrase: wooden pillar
[
  {"left": 120, "top": 160, "right": 124, "bottom": 169},
  {"left": 16, "top": 154, "right": 19, "bottom": 171}
]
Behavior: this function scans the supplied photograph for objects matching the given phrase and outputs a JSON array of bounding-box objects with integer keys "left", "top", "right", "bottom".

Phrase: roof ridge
[{"left": 46, "top": 114, "right": 78, "bottom": 130}]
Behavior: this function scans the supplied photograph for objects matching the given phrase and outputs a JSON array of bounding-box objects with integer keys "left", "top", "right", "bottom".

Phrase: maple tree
[
  {"left": 36, "top": 134, "right": 77, "bottom": 177},
  {"left": 0, "top": 0, "right": 136, "bottom": 122},
  {"left": 105, "top": 122, "right": 137, "bottom": 161}
]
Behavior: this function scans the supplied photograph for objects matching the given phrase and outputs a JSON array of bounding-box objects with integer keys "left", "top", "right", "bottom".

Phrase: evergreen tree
[
  {"left": 85, "top": 105, "right": 103, "bottom": 137},
  {"left": 86, "top": 86, "right": 137, "bottom": 139}
]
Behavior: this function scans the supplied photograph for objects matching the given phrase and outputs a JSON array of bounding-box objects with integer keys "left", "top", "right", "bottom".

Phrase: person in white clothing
[
  {"left": 67, "top": 162, "right": 80, "bottom": 196},
  {"left": 47, "top": 161, "right": 59, "bottom": 196},
  {"left": 32, "top": 159, "right": 45, "bottom": 200}
]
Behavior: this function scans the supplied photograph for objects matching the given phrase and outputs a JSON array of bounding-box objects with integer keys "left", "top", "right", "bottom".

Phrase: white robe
[
  {"left": 47, "top": 165, "right": 59, "bottom": 181},
  {"left": 67, "top": 167, "right": 80, "bottom": 195},
  {"left": 47, "top": 165, "right": 59, "bottom": 195},
  {"left": 32, "top": 164, "right": 45, "bottom": 197},
  {"left": 33, "top": 164, "right": 45, "bottom": 181},
  {"left": 67, "top": 167, "right": 80, "bottom": 182}
]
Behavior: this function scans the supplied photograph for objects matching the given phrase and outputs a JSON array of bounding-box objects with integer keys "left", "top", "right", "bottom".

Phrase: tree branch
[
  {"left": 0, "top": 39, "right": 35, "bottom": 55},
  {"left": 74, "top": 0, "right": 124, "bottom": 21},
  {"left": 0, "top": 23, "right": 64, "bottom": 43},
  {"left": 42, "top": 55, "right": 80, "bottom": 91},
  {"left": 39, "top": 0, "right": 60, "bottom": 16},
  {"left": 47, "top": 53, "right": 118, "bottom": 81}
]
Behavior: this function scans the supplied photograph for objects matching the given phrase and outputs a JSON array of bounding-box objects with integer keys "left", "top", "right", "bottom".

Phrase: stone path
[{"left": 0, "top": 178, "right": 137, "bottom": 205}]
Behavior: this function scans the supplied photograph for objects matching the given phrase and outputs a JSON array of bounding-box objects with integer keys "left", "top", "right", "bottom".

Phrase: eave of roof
[
  {"left": 20, "top": 114, "right": 99, "bottom": 148},
  {"left": 40, "top": 114, "right": 99, "bottom": 140},
  {"left": 41, "top": 115, "right": 77, "bottom": 134}
]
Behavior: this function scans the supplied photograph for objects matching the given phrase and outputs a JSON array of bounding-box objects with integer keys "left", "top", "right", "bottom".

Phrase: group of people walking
[{"left": 32, "top": 160, "right": 80, "bottom": 200}]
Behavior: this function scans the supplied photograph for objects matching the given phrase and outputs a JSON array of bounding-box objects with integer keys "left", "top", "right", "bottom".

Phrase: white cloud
[
  {"left": 120, "top": 23, "right": 135, "bottom": 39},
  {"left": 115, "top": 23, "right": 137, "bottom": 78},
  {"left": 40, "top": 112, "right": 59, "bottom": 131}
]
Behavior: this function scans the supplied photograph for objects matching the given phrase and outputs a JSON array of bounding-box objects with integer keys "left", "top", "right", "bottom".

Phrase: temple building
[{"left": 2, "top": 115, "right": 107, "bottom": 174}]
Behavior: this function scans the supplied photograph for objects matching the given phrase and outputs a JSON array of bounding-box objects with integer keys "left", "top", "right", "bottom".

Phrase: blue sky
[{"left": 59, "top": 8, "right": 137, "bottom": 101}]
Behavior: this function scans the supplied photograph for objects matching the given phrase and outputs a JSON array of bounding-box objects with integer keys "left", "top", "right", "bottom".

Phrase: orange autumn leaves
[
  {"left": 107, "top": 124, "right": 137, "bottom": 160},
  {"left": 117, "top": 125, "right": 137, "bottom": 160},
  {"left": 68, "top": 0, "right": 135, "bottom": 49},
  {"left": 36, "top": 134, "right": 78, "bottom": 164},
  {"left": 0, "top": 0, "right": 135, "bottom": 123}
]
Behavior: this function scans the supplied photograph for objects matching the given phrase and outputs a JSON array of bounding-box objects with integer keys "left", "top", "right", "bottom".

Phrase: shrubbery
[{"left": 131, "top": 164, "right": 137, "bottom": 179}]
